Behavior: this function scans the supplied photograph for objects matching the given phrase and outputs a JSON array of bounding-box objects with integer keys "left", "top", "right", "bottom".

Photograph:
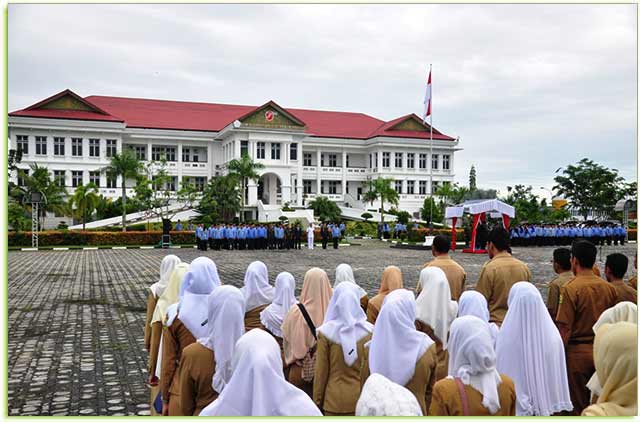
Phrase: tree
[
  {"left": 69, "top": 183, "right": 100, "bottom": 230},
  {"left": 554, "top": 159, "right": 630, "bottom": 220},
  {"left": 420, "top": 197, "right": 444, "bottom": 224},
  {"left": 395, "top": 210, "right": 411, "bottom": 225},
  {"left": 361, "top": 212, "right": 373, "bottom": 222},
  {"left": 308, "top": 196, "right": 341, "bottom": 222},
  {"left": 196, "top": 175, "right": 242, "bottom": 224},
  {"left": 469, "top": 165, "right": 477, "bottom": 191},
  {"left": 11, "top": 164, "right": 68, "bottom": 230},
  {"left": 365, "top": 177, "right": 399, "bottom": 224},
  {"left": 502, "top": 184, "right": 544, "bottom": 225},
  {"left": 227, "top": 155, "right": 265, "bottom": 222},
  {"left": 102, "top": 149, "right": 143, "bottom": 231},
  {"left": 8, "top": 202, "right": 29, "bottom": 232}
]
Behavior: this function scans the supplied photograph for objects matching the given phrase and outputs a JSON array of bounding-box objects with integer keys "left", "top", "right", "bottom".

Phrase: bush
[
  {"left": 8, "top": 230, "right": 196, "bottom": 247},
  {"left": 346, "top": 221, "right": 378, "bottom": 237},
  {"left": 407, "top": 228, "right": 467, "bottom": 243},
  {"left": 361, "top": 212, "right": 373, "bottom": 221},
  {"left": 629, "top": 229, "right": 637, "bottom": 241}
]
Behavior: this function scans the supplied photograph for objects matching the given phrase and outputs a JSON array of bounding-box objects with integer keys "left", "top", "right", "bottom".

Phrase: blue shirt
[
  {"left": 195, "top": 227, "right": 202, "bottom": 239},
  {"left": 332, "top": 226, "right": 341, "bottom": 237},
  {"left": 176, "top": 223, "right": 183, "bottom": 231}
]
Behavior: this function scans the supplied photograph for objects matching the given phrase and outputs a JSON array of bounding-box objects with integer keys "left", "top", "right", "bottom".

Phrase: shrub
[
  {"left": 361, "top": 212, "right": 373, "bottom": 221},
  {"left": 8, "top": 230, "right": 197, "bottom": 247},
  {"left": 407, "top": 228, "right": 467, "bottom": 243}
]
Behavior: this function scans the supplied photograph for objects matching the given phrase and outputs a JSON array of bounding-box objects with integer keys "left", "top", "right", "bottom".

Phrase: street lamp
[
  {"left": 29, "top": 191, "right": 46, "bottom": 248},
  {"left": 540, "top": 187, "right": 553, "bottom": 202}
]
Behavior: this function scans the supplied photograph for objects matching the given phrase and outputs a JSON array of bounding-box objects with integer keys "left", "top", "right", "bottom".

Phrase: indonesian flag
[{"left": 423, "top": 69, "right": 432, "bottom": 123}]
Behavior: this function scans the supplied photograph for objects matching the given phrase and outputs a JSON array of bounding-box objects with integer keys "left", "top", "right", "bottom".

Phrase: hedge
[{"left": 8, "top": 231, "right": 196, "bottom": 247}]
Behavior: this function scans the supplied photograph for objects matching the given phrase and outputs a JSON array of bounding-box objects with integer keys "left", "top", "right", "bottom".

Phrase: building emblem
[{"left": 265, "top": 110, "right": 276, "bottom": 121}]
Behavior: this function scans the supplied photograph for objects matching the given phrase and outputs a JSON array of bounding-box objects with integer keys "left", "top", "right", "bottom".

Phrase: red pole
[
  {"left": 451, "top": 217, "right": 457, "bottom": 251},
  {"left": 470, "top": 213, "right": 480, "bottom": 252}
]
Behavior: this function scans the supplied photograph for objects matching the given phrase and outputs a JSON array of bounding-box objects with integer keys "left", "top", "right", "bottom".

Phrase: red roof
[{"left": 10, "top": 90, "right": 455, "bottom": 141}]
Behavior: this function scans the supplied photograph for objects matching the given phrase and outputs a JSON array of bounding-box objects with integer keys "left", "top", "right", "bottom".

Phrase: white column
[
  {"left": 248, "top": 181, "right": 258, "bottom": 206},
  {"left": 282, "top": 185, "right": 291, "bottom": 203},
  {"left": 147, "top": 140, "right": 153, "bottom": 162},
  {"left": 377, "top": 149, "right": 383, "bottom": 171},
  {"left": 316, "top": 150, "right": 321, "bottom": 195},
  {"left": 177, "top": 144, "right": 183, "bottom": 182},
  {"left": 341, "top": 150, "right": 347, "bottom": 198}
]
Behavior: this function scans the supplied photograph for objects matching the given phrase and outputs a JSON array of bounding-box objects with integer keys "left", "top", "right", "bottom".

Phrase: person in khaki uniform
[
  {"left": 361, "top": 289, "right": 438, "bottom": 415},
  {"left": 628, "top": 254, "right": 637, "bottom": 290},
  {"left": 547, "top": 248, "right": 574, "bottom": 321},
  {"left": 241, "top": 261, "right": 275, "bottom": 331},
  {"left": 161, "top": 317, "right": 196, "bottom": 415},
  {"left": 556, "top": 240, "right": 618, "bottom": 416},
  {"left": 429, "top": 316, "right": 516, "bottom": 416},
  {"left": 476, "top": 227, "right": 531, "bottom": 326},
  {"left": 313, "top": 283, "right": 373, "bottom": 415},
  {"left": 366, "top": 266, "right": 403, "bottom": 324},
  {"left": 604, "top": 253, "right": 637, "bottom": 304},
  {"left": 334, "top": 264, "right": 369, "bottom": 314},
  {"left": 178, "top": 286, "right": 245, "bottom": 416},
  {"left": 421, "top": 235, "right": 467, "bottom": 301}
]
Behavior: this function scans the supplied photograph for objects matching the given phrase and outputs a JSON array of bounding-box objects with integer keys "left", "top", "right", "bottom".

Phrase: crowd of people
[
  {"left": 143, "top": 228, "right": 637, "bottom": 416},
  {"left": 193, "top": 222, "right": 347, "bottom": 252},
  {"left": 510, "top": 223, "right": 628, "bottom": 247}
]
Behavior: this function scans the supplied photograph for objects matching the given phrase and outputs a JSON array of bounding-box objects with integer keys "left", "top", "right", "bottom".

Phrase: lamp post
[{"left": 29, "top": 191, "right": 46, "bottom": 248}]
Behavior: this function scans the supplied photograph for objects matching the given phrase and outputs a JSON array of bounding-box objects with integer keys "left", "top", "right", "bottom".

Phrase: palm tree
[
  {"left": 102, "top": 149, "right": 143, "bottom": 231},
  {"left": 12, "top": 164, "right": 67, "bottom": 230},
  {"left": 227, "top": 154, "right": 265, "bottom": 222},
  {"left": 366, "top": 177, "right": 399, "bottom": 224},
  {"left": 69, "top": 183, "right": 100, "bottom": 230},
  {"left": 362, "top": 180, "right": 379, "bottom": 206}
]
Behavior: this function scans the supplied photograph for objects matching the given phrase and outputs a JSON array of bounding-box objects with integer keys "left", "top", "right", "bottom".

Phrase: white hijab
[
  {"left": 458, "top": 290, "right": 500, "bottom": 347},
  {"left": 415, "top": 267, "right": 458, "bottom": 349},
  {"left": 369, "top": 289, "right": 434, "bottom": 386},
  {"left": 317, "top": 283, "right": 373, "bottom": 367},
  {"left": 259, "top": 272, "right": 297, "bottom": 338},
  {"left": 334, "top": 263, "right": 368, "bottom": 298},
  {"left": 356, "top": 373, "right": 423, "bottom": 416},
  {"left": 241, "top": 261, "right": 275, "bottom": 312},
  {"left": 447, "top": 315, "right": 502, "bottom": 415},
  {"left": 150, "top": 254, "right": 181, "bottom": 298},
  {"left": 178, "top": 257, "right": 220, "bottom": 339},
  {"left": 496, "top": 281, "right": 572, "bottom": 416},
  {"left": 197, "top": 285, "right": 245, "bottom": 394},
  {"left": 200, "top": 329, "right": 322, "bottom": 416},
  {"left": 152, "top": 262, "right": 189, "bottom": 324}
]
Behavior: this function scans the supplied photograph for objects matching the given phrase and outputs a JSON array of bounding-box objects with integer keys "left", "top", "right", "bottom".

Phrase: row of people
[{"left": 510, "top": 223, "right": 628, "bottom": 247}]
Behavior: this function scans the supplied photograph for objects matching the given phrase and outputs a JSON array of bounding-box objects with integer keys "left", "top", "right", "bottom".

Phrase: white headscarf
[
  {"left": 496, "top": 281, "right": 572, "bottom": 416},
  {"left": 197, "top": 285, "right": 245, "bottom": 394},
  {"left": 447, "top": 315, "right": 502, "bottom": 415},
  {"left": 415, "top": 267, "right": 458, "bottom": 349},
  {"left": 369, "top": 289, "right": 434, "bottom": 386},
  {"left": 152, "top": 262, "right": 189, "bottom": 324},
  {"left": 259, "top": 272, "right": 297, "bottom": 338},
  {"left": 150, "top": 254, "right": 181, "bottom": 297},
  {"left": 200, "top": 329, "right": 322, "bottom": 416},
  {"left": 334, "top": 263, "right": 368, "bottom": 298},
  {"left": 587, "top": 302, "right": 638, "bottom": 400},
  {"left": 317, "top": 283, "right": 373, "bottom": 367},
  {"left": 241, "top": 261, "right": 275, "bottom": 312},
  {"left": 178, "top": 257, "right": 220, "bottom": 339},
  {"left": 356, "top": 373, "right": 423, "bottom": 416},
  {"left": 458, "top": 290, "right": 500, "bottom": 347}
]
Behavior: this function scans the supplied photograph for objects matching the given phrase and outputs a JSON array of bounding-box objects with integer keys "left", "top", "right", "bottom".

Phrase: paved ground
[{"left": 7, "top": 240, "right": 636, "bottom": 416}]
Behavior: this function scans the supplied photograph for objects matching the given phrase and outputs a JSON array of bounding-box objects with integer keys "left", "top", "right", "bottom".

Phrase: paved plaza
[{"left": 7, "top": 240, "right": 637, "bottom": 416}]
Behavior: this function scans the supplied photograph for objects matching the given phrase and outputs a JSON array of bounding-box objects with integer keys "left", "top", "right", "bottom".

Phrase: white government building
[{"left": 9, "top": 89, "right": 460, "bottom": 226}]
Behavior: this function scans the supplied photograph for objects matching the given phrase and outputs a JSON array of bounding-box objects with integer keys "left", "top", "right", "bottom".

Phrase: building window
[
  {"left": 374, "top": 153, "right": 378, "bottom": 168},
  {"left": 195, "top": 177, "right": 207, "bottom": 192},
  {"left": 407, "top": 180, "right": 415, "bottom": 194},
  {"left": 290, "top": 143, "right": 298, "bottom": 161},
  {"left": 72, "top": 171, "right": 83, "bottom": 188},
  {"left": 241, "top": 141, "right": 249, "bottom": 157},
  {"left": 168, "top": 176, "right": 177, "bottom": 192},
  {"left": 407, "top": 153, "right": 415, "bottom": 169},
  {"left": 89, "top": 171, "right": 100, "bottom": 187},
  {"left": 303, "top": 180, "right": 312, "bottom": 194},
  {"left": 54, "top": 137, "right": 65, "bottom": 156},
  {"left": 328, "top": 181, "right": 339, "bottom": 194},
  {"left": 106, "top": 175, "right": 117, "bottom": 189},
  {"left": 395, "top": 153, "right": 403, "bottom": 168},
  {"left": 256, "top": 142, "right": 266, "bottom": 159},
  {"left": 432, "top": 180, "right": 439, "bottom": 193},
  {"left": 432, "top": 154, "right": 439, "bottom": 170},
  {"left": 443, "top": 154, "right": 450, "bottom": 170},
  {"left": 419, "top": 153, "right": 427, "bottom": 169},
  {"left": 152, "top": 146, "right": 176, "bottom": 162},
  {"left": 182, "top": 147, "right": 191, "bottom": 162},
  {"left": 328, "top": 154, "right": 337, "bottom": 167},
  {"left": 193, "top": 149, "right": 200, "bottom": 163},
  {"left": 303, "top": 153, "right": 312, "bottom": 166},
  {"left": 395, "top": 180, "right": 403, "bottom": 194},
  {"left": 89, "top": 139, "right": 100, "bottom": 157},
  {"left": 35, "top": 136, "right": 47, "bottom": 155},
  {"left": 271, "top": 143, "right": 281, "bottom": 160},
  {"left": 54, "top": 170, "right": 65, "bottom": 188},
  {"left": 382, "top": 152, "right": 390, "bottom": 168},
  {"left": 72, "top": 138, "right": 83, "bottom": 157},
  {"left": 443, "top": 181, "right": 451, "bottom": 188},
  {"left": 369, "top": 154, "right": 372, "bottom": 168},
  {"left": 419, "top": 180, "right": 427, "bottom": 195},
  {"left": 16, "top": 135, "right": 29, "bottom": 155},
  {"left": 346, "top": 155, "right": 350, "bottom": 168},
  {"left": 106, "top": 139, "right": 117, "bottom": 157},
  {"left": 17, "top": 169, "right": 29, "bottom": 187}
]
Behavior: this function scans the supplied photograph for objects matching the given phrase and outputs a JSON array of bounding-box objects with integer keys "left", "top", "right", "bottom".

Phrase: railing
[
  {"left": 303, "top": 166, "right": 317, "bottom": 172},
  {"left": 346, "top": 167, "right": 367, "bottom": 174},
  {"left": 303, "top": 193, "right": 343, "bottom": 201},
  {"left": 182, "top": 162, "right": 208, "bottom": 169},
  {"left": 321, "top": 167, "right": 342, "bottom": 174}
]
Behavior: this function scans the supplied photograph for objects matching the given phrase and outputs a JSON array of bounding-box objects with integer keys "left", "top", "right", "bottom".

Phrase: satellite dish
[{"left": 233, "top": 120, "right": 241, "bottom": 128}]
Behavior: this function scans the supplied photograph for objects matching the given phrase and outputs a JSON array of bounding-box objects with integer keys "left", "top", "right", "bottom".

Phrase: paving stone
[{"left": 8, "top": 242, "right": 636, "bottom": 415}]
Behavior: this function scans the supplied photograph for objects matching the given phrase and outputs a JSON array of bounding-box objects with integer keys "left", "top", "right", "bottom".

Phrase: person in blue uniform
[
  {"left": 200, "top": 223, "right": 209, "bottom": 251},
  {"left": 320, "top": 223, "right": 329, "bottom": 249},
  {"left": 195, "top": 224, "right": 203, "bottom": 250},
  {"left": 293, "top": 223, "right": 302, "bottom": 249},
  {"left": 175, "top": 220, "right": 183, "bottom": 231},
  {"left": 331, "top": 222, "right": 341, "bottom": 249}
]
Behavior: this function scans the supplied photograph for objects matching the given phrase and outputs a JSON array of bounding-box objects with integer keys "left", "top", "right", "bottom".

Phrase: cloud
[{"left": 8, "top": 3, "right": 637, "bottom": 196}]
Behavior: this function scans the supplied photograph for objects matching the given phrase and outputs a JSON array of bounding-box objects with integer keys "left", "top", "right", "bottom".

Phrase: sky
[{"left": 8, "top": 3, "right": 637, "bottom": 200}]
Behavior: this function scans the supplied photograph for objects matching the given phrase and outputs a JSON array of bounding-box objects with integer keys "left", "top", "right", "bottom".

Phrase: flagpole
[{"left": 429, "top": 64, "right": 434, "bottom": 233}]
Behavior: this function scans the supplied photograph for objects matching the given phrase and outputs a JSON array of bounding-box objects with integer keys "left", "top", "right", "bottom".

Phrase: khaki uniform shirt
[
  {"left": 547, "top": 271, "right": 574, "bottom": 321},
  {"left": 313, "top": 332, "right": 372, "bottom": 414},
  {"left": 148, "top": 321, "right": 162, "bottom": 378},
  {"left": 429, "top": 375, "right": 516, "bottom": 416},
  {"left": 476, "top": 252, "right": 532, "bottom": 325},
  {"left": 361, "top": 343, "right": 438, "bottom": 416},
  {"left": 556, "top": 274, "right": 618, "bottom": 344},
  {"left": 612, "top": 280, "right": 637, "bottom": 304},
  {"left": 144, "top": 293, "right": 158, "bottom": 351},
  {"left": 178, "top": 342, "right": 217, "bottom": 416},
  {"left": 415, "top": 320, "right": 449, "bottom": 383},
  {"left": 244, "top": 304, "right": 269, "bottom": 332},
  {"left": 161, "top": 317, "right": 196, "bottom": 404},
  {"left": 628, "top": 275, "right": 637, "bottom": 291},
  {"left": 366, "top": 298, "right": 381, "bottom": 325},
  {"left": 423, "top": 255, "right": 467, "bottom": 301}
]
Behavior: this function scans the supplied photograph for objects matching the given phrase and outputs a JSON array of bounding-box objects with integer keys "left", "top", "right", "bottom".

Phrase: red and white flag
[{"left": 423, "top": 68, "right": 432, "bottom": 123}]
